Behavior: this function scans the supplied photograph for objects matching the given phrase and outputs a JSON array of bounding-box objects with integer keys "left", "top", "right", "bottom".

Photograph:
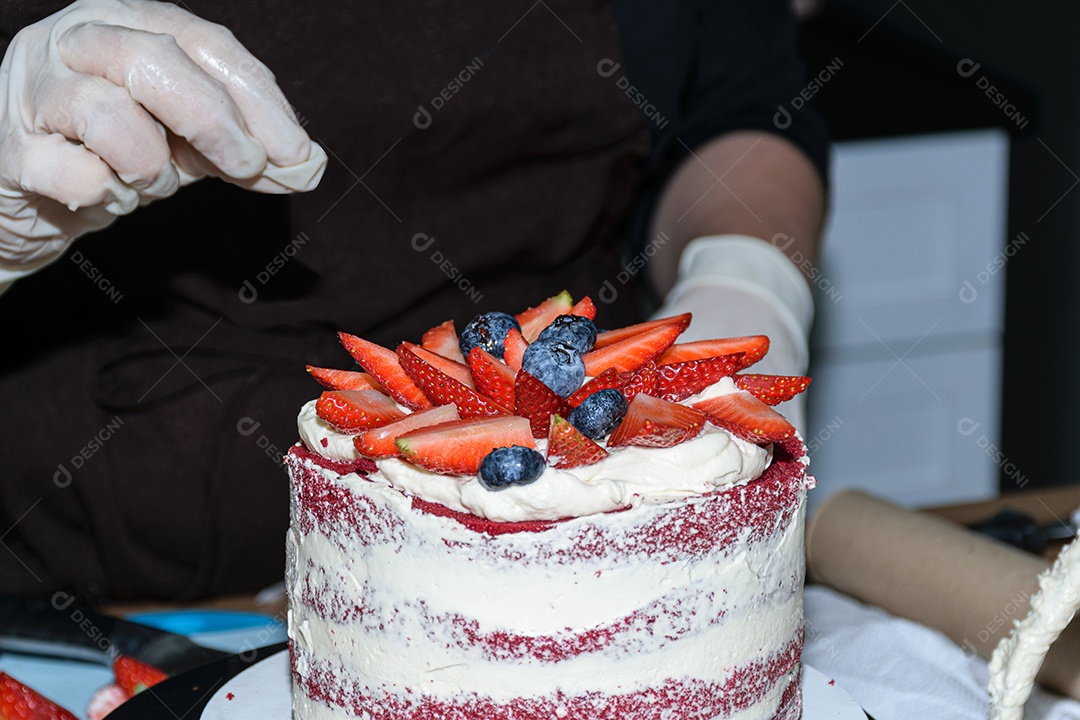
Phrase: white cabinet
[{"left": 806, "top": 129, "right": 1010, "bottom": 511}]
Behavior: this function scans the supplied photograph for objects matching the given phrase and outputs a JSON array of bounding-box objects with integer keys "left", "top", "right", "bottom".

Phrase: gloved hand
[
  {"left": 0, "top": 0, "right": 328, "bottom": 289},
  {"left": 651, "top": 235, "right": 814, "bottom": 432}
]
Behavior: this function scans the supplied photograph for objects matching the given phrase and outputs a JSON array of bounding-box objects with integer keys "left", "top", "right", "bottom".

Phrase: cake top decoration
[{"left": 304, "top": 291, "right": 810, "bottom": 490}]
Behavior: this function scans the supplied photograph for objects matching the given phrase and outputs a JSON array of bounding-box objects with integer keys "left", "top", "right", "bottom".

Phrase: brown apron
[{"left": 0, "top": 0, "right": 647, "bottom": 601}]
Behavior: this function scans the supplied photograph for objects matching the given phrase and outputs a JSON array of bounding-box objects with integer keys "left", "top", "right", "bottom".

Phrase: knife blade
[{"left": 0, "top": 593, "right": 230, "bottom": 675}]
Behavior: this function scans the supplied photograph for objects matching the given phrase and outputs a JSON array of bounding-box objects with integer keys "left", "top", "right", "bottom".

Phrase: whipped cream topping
[{"left": 297, "top": 376, "right": 770, "bottom": 523}]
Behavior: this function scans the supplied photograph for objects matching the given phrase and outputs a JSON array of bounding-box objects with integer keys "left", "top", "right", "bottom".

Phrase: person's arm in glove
[
  {"left": 0, "top": 0, "right": 328, "bottom": 294},
  {"left": 648, "top": 131, "right": 826, "bottom": 430}
]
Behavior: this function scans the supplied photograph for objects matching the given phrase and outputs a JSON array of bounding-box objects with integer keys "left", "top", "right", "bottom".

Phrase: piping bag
[{"left": 805, "top": 489, "right": 1080, "bottom": 700}]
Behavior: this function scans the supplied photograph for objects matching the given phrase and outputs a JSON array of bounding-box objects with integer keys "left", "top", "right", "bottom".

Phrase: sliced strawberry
[
  {"left": 515, "top": 290, "right": 574, "bottom": 341},
  {"left": 734, "top": 374, "right": 812, "bottom": 406},
  {"left": 658, "top": 335, "right": 769, "bottom": 369},
  {"left": 608, "top": 393, "right": 707, "bottom": 448},
  {"left": 338, "top": 332, "right": 432, "bottom": 410},
  {"left": 397, "top": 344, "right": 511, "bottom": 418},
  {"left": 421, "top": 319, "right": 467, "bottom": 364},
  {"left": 547, "top": 414, "right": 608, "bottom": 469},
  {"left": 399, "top": 342, "right": 474, "bottom": 388},
  {"left": 568, "top": 295, "right": 597, "bottom": 320},
  {"left": 593, "top": 313, "right": 691, "bottom": 350},
  {"left": 113, "top": 656, "right": 168, "bottom": 698},
  {"left": 306, "top": 366, "right": 384, "bottom": 392},
  {"left": 468, "top": 347, "right": 516, "bottom": 409},
  {"left": 396, "top": 415, "right": 536, "bottom": 474},
  {"left": 620, "top": 360, "right": 659, "bottom": 402},
  {"left": 0, "top": 673, "right": 78, "bottom": 720},
  {"left": 567, "top": 367, "right": 623, "bottom": 407},
  {"left": 582, "top": 323, "right": 683, "bottom": 376},
  {"left": 316, "top": 389, "right": 407, "bottom": 433},
  {"left": 355, "top": 404, "right": 461, "bottom": 458},
  {"left": 515, "top": 370, "right": 572, "bottom": 438},
  {"left": 502, "top": 327, "right": 528, "bottom": 372},
  {"left": 566, "top": 362, "right": 657, "bottom": 407},
  {"left": 656, "top": 353, "right": 743, "bottom": 402},
  {"left": 87, "top": 684, "right": 127, "bottom": 720},
  {"left": 694, "top": 391, "right": 796, "bottom": 444}
]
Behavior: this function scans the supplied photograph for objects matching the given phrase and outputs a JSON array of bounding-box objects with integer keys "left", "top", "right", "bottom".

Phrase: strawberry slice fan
[{"left": 312, "top": 290, "right": 811, "bottom": 477}]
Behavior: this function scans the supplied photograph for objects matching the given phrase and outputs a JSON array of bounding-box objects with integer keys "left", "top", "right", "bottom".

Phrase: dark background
[{"left": 797, "top": 1, "right": 1075, "bottom": 492}]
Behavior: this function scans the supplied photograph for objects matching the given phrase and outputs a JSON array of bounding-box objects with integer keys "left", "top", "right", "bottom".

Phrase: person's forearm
[{"left": 647, "top": 131, "right": 826, "bottom": 297}]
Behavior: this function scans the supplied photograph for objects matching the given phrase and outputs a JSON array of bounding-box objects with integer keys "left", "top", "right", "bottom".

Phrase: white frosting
[
  {"left": 289, "top": 374, "right": 809, "bottom": 720},
  {"left": 286, "top": 448, "right": 808, "bottom": 719},
  {"left": 297, "top": 376, "right": 770, "bottom": 522}
]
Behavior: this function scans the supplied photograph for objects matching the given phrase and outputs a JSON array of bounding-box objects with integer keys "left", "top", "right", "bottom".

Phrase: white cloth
[{"left": 805, "top": 585, "right": 1080, "bottom": 719}]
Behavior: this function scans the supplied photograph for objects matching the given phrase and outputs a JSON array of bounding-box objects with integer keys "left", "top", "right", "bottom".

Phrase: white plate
[{"left": 202, "top": 651, "right": 867, "bottom": 719}]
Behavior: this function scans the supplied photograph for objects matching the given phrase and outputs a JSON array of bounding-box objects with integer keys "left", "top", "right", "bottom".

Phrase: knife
[
  {"left": 0, "top": 593, "right": 230, "bottom": 675},
  {"left": 971, "top": 508, "right": 1078, "bottom": 555}
]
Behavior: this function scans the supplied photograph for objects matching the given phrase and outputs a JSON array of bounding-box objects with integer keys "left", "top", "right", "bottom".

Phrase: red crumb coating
[
  {"left": 286, "top": 443, "right": 807, "bottom": 566},
  {"left": 285, "top": 437, "right": 810, "bottom": 720},
  {"left": 294, "top": 567, "right": 747, "bottom": 663},
  {"left": 291, "top": 636, "right": 802, "bottom": 720}
]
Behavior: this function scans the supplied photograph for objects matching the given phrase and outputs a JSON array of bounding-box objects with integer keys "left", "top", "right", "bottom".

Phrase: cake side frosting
[{"left": 286, "top": 444, "right": 809, "bottom": 720}]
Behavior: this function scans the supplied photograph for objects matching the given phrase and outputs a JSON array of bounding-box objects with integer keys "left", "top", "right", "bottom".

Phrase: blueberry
[
  {"left": 521, "top": 340, "right": 585, "bottom": 397},
  {"left": 459, "top": 312, "right": 521, "bottom": 360},
  {"left": 537, "top": 315, "right": 597, "bottom": 354},
  {"left": 478, "top": 446, "right": 546, "bottom": 491},
  {"left": 568, "top": 388, "right": 628, "bottom": 439}
]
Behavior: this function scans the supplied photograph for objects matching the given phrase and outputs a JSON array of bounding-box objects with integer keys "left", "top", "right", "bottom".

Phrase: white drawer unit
[{"left": 806, "top": 129, "right": 1010, "bottom": 511}]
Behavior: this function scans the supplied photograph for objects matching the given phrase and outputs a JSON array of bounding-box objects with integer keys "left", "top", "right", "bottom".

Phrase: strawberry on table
[
  {"left": 657, "top": 335, "right": 769, "bottom": 369},
  {"left": 306, "top": 366, "right": 384, "bottom": 392},
  {"left": 396, "top": 416, "right": 536, "bottom": 474},
  {"left": 694, "top": 390, "right": 796, "bottom": 444},
  {"left": 421, "top": 319, "right": 467, "bottom": 364},
  {"left": 86, "top": 684, "right": 127, "bottom": 720},
  {"left": 468, "top": 347, "right": 516, "bottom": 409},
  {"left": 0, "top": 672, "right": 78, "bottom": 720},
  {"left": 734, "top": 374, "right": 812, "bottom": 406},
  {"left": 582, "top": 322, "right": 683, "bottom": 377},
  {"left": 608, "top": 393, "right": 707, "bottom": 448},
  {"left": 655, "top": 353, "right": 743, "bottom": 402},
  {"left": 338, "top": 332, "right": 432, "bottom": 410},
  {"left": 316, "top": 389, "right": 407, "bottom": 433},
  {"left": 354, "top": 404, "right": 461, "bottom": 458},
  {"left": 397, "top": 344, "right": 511, "bottom": 418},
  {"left": 547, "top": 414, "right": 608, "bottom": 469},
  {"left": 113, "top": 655, "right": 168, "bottom": 697}
]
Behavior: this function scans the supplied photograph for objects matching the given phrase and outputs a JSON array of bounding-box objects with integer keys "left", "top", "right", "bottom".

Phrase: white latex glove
[
  {"left": 651, "top": 234, "right": 813, "bottom": 431},
  {"left": 0, "top": 0, "right": 328, "bottom": 290}
]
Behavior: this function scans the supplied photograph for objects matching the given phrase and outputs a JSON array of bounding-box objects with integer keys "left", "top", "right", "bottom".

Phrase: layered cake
[{"left": 285, "top": 292, "right": 814, "bottom": 720}]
